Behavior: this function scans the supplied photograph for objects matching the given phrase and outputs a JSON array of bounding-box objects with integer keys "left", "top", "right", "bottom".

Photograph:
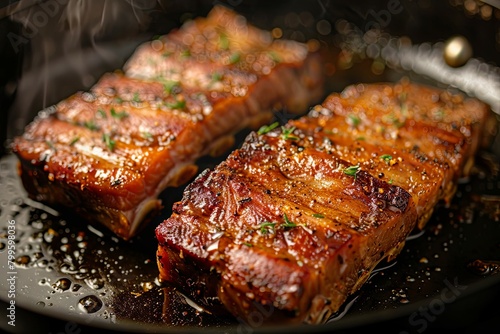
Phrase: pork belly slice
[
  {"left": 156, "top": 129, "right": 418, "bottom": 324},
  {"left": 124, "top": 5, "right": 324, "bottom": 114},
  {"left": 155, "top": 80, "right": 491, "bottom": 324},
  {"left": 11, "top": 7, "right": 323, "bottom": 240},
  {"left": 313, "top": 80, "right": 491, "bottom": 228}
]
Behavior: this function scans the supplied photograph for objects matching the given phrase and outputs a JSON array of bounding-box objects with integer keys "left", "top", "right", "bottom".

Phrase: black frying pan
[{"left": 1, "top": 1, "right": 499, "bottom": 333}]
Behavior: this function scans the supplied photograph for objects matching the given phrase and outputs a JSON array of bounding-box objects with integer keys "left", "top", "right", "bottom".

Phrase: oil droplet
[
  {"left": 78, "top": 295, "right": 103, "bottom": 314},
  {"left": 44, "top": 228, "right": 57, "bottom": 243},
  {"left": 52, "top": 278, "right": 71, "bottom": 292},
  {"left": 72, "top": 284, "right": 82, "bottom": 292},
  {"left": 15, "top": 255, "right": 31, "bottom": 267},
  {"left": 85, "top": 277, "right": 104, "bottom": 290},
  {"left": 33, "top": 252, "right": 43, "bottom": 259},
  {"left": 0, "top": 242, "right": 5, "bottom": 251},
  {"left": 37, "top": 259, "right": 49, "bottom": 268},
  {"left": 36, "top": 301, "right": 45, "bottom": 307}
]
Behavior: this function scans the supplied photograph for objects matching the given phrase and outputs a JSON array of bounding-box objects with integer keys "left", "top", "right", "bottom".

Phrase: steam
[{"left": 6, "top": 0, "right": 161, "bottom": 139}]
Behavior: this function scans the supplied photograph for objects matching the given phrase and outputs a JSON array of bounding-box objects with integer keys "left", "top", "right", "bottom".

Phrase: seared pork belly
[
  {"left": 11, "top": 6, "right": 324, "bottom": 240},
  {"left": 155, "top": 81, "right": 491, "bottom": 324},
  {"left": 309, "top": 80, "right": 491, "bottom": 228}
]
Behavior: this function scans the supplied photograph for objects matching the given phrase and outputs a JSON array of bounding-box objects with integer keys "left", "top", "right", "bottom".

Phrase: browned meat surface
[
  {"left": 10, "top": 6, "right": 324, "bottom": 240},
  {"left": 155, "top": 80, "right": 492, "bottom": 325},
  {"left": 306, "top": 80, "right": 491, "bottom": 228}
]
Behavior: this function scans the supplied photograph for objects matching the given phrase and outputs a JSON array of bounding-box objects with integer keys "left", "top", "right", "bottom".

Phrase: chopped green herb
[
  {"left": 312, "top": 213, "right": 325, "bottom": 218},
  {"left": 84, "top": 120, "right": 99, "bottom": 131},
  {"left": 343, "top": 164, "right": 360, "bottom": 177},
  {"left": 211, "top": 71, "right": 223, "bottom": 82},
  {"left": 259, "top": 221, "right": 276, "bottom": 234},
  {"left": 132, "top": 92, "right": 142, "bottom": 103},
  {"left": 102, "top": 133, "right": 115, "bottom": 151},
  {"left": 393, "top": 117, "right": 405, "bottom": 128},
  {"left": 166, "top": 98, "right": 186, "bottom": 110},
  {"left": 97, "top": 108, "right": 107, "bottom": 119},
  {"left": 69, "top": 136, "right": 80, "bottom": 146},
  {"left": 142, "top": 132, "right": 153, "bottom": 139},
  {"left": 385, "top": 113, "right": 405, "bottom": 128},
  {"left": 45, "top": 140, "right": 56, "bottom": 150},
  {"left": 181, "top": 49, "right": 191, "bottom": 58},
  {"left": 218, "top": 33, "right": 229, "bottom": 50},
  {"left": 163, "top": 80, "right": 180, "bottom": 95},
  {"left": 268, "top": 51, "right": 281, "bottom": 63},
  {"left": 400, "top": 102, "right": 408, "bottom": 116},
  {"left": 114, "top": 96, "right": 123, "bottom": 104},
  {"left": 243, "top": 242, "right": 253, "bottom": 247},
  {"left": 257, "top": 122, "right": 279, "bottom": 135},
  {"left": 162, "top": 51, "right": 172, "bottom": 58},
  {"left": 388, "top": 178, "right": 394, "bottom": 184},
  {"left": 355, "top": 136, "right": 365, "bottom": 141},
  {"left": 380, "top": 154, "right": 393, "bottom": 164},
  {"left": 180, "top": 49, "right": 191, "bottom": 58},
  {"left": 110, "top": 108, "right": 129, "bottom": 120},
  {"left": 398, "top": 92, "right": 409, "bottom": 116},
  {"left": 282, "top": 214, "right": 297, "bottom": 228},
  {"left": 281, "top": 126, "right": 299, "bottom": 141},
  {"left": 229, "top": 52, "right": 240, "bottom": 64},
  {"left": 433, "top": 108, "right": 444, "bottom": 120},
  {"left": 347, "top": 114, "right": 361, "bottom": 127}
]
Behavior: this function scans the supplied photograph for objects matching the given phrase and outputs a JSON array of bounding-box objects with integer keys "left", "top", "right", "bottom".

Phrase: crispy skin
[
  {"left": 155, "top": 80, "right": 491, "bottom": 324},
  {"left": 11, "top": 6, "right": 324, "bottom": 240}
]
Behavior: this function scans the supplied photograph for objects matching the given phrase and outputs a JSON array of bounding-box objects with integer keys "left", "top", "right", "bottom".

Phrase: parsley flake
[
  {"left": 102, "top": 133, "right": 116, "bottom": 151},
  {"left": 218, "top": 33, "right": 229, "bottom": 50},
  {"left": 343, "top": 164, "right": 360, "bottom": 177},
  {"left": 229, "top": 52, "right": 240, "bottom": 64},
  {"left": 259, "top": 221, "right": 276, "bottom": 234},
  {"left": 257, "top": 122, "right": 279, "bottom": 135},
  {"left": 97, "top": 108, "right": 107, "bottom": 119},
  {"left": 69, "top": 136, "right": 80, "bottom": 146},
  {"left": 380, "top": 154, "right": 393, "bottom": 164},
  {"left": 132, "top": 92, "right": 142, "bottom": 103},
  {"left": 110, "top": 108, "right": 129, "bottom": 120},
  {"left": 282, "top": 214, "right": 297, "bottom": 229},
  {"left": 84, "top": 120, "right": 99, "bottom": 131},
  {"left": 166, "top": 98, "right": 186, "bottom": 110},
  {"left": 281, "top": 126, "right": 299, "bottom": 141},
  {"left": 347, "top": 114, "right": 361, "bottom": 127}
]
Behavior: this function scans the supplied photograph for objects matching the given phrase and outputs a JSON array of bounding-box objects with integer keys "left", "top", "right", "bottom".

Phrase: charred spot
[
  {"left": 111, "top": 178, "right": 123, "bottom": 187},
  {"left": 337, "top": 255, "right": 344, "bottom": 265},
  {"left": 238, "top": 197, "right": 252, "bottom": 204}
]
